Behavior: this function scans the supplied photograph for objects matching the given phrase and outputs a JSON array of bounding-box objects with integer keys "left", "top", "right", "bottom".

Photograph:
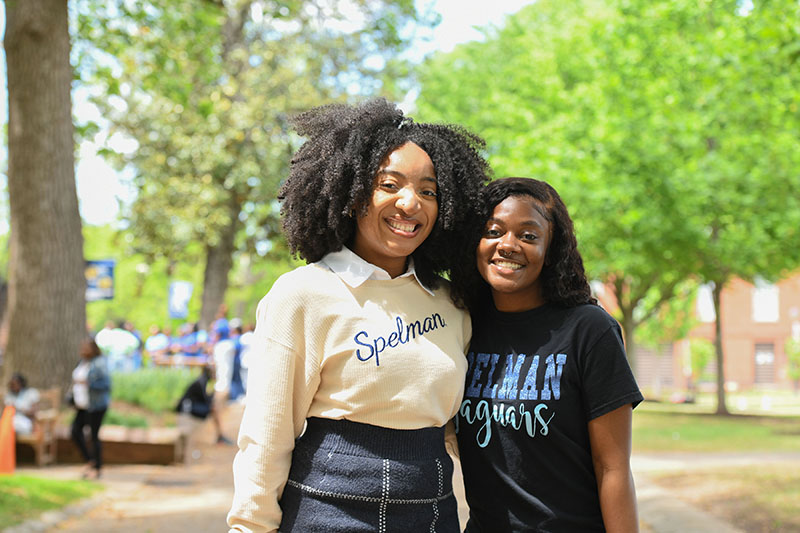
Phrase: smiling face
[
  {"left": 352, "top": 142, "right": 438, "bottom": 277},
  {"left": 477, "top": 195, "right": 552, "bottom": 312}
]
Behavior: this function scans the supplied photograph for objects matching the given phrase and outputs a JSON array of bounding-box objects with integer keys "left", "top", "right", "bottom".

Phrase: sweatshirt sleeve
[{"left": 227, "top": 285, "right": 321, "bottom": 532}]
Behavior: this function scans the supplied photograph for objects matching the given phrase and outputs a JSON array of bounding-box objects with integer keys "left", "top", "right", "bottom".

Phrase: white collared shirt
[{"left": 318, "top": 246, "right": 435, "bottom": 296}]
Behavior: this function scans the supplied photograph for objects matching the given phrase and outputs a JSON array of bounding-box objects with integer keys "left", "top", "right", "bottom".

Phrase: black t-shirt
[{"left": 456, "top": 303, "right": 643, "bottom": 533}]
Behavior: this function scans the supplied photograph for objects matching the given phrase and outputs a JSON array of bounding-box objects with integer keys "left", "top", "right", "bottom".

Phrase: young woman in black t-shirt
[{"left": 450, "top": 177, "right": 642, "bottom": 533}]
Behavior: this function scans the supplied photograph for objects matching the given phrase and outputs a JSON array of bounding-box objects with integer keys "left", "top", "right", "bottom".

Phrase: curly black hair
[
  {"left": 450, "top": 177, "right": 597, "bottom": 312},
  {"left": 278, "top": 98, "right": 491, "bottom": 289}
]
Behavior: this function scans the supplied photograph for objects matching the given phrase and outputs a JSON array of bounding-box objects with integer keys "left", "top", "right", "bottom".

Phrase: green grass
[
  {"left": 0, "top": 474, "right": 102, "bottom": 529},
  {"left": 633, "top": 400, "right": 800, "bottom": 453},
  {"left": 642, "top": 388, "right": 800, "bottom": 417}
]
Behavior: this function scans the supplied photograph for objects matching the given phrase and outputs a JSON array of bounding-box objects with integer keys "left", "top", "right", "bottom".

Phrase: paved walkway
[
  {"left": 632, "top": 451, "right": 800, "bottom": 533},
  {"left": 9, "top": 407, "right": 800, "bottom": 533}
]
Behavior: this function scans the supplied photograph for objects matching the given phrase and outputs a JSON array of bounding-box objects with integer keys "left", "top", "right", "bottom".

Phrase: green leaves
[{"left": 415, "top": 0, "right": 800, "bottom": 363}]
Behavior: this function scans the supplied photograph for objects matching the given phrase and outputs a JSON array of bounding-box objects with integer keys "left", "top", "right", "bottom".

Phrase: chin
[{"left": 486, "top": 280, "right": 520, "bottom": 294}]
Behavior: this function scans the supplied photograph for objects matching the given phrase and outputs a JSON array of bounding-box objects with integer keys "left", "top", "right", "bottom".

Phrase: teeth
[
  {"left": 495, "top": 261, "right": 522, "bottom": 270},
  {"left": 388, "top": 220, "right": 416, "bottom": 232}
]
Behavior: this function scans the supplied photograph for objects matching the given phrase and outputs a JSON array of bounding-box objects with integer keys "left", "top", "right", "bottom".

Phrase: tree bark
[
  {"left": 613, "top": 278, "right": 638, "bottom": 376},
  {"left": 199, "top": 197, "right": 240, "bottom": 330},
  {"left": 712, "top": 280, "right": 729, "bottom": 415},
  {"left": 620, "top": 304, "right": 637, "bottom": 378},
  {"left": 3, "top": 0, "right": 86, "bottom": 390}
]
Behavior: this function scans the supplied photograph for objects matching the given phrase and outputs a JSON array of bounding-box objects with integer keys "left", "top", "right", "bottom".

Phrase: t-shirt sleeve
[
  {"left": 580, "top": 322, "right": 643, "bottom": 421},
  {"left": 227, "top": 285, "right": 321, "bottom": 532}
]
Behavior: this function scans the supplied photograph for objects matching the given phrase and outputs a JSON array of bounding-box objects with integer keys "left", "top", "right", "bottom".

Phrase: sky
[{"left": 0, "top": 0, "right": 534, "bottom": 227}]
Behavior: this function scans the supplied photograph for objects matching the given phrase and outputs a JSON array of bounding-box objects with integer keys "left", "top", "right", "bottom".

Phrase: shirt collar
[{"left": 319, "top": 246, "right": 434, "bottom": 296}]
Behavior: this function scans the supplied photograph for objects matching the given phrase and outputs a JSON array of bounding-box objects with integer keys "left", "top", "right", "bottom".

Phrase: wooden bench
[{"left": 16, "top": 387, "right": 60, "bottom": 467}]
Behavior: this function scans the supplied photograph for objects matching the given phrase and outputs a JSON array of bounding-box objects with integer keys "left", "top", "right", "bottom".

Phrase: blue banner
[
  {"left": 168, "top": 281, "right": 193, "bottom": 319},
  {"left": 85, "top": 260, "right": 115, "bottom": 301}
]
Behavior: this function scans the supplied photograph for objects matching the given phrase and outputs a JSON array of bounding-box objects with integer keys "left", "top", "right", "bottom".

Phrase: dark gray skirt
[{"left": 279, "top": 417, "right": 459, "bottom": 533}]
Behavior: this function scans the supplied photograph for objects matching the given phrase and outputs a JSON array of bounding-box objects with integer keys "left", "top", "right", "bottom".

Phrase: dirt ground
[{"left": 651, "top": 465, "right": 800, "bottom": 533}]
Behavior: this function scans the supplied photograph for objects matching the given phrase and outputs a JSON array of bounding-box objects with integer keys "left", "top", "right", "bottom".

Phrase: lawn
[
  {"left": 633, "top": 401, "right": 800, "bottom": 453},
  {"left": 0, "top": 474, "right": 102, "bottom": 529},
  {"left": 633, "top": 395, "right": 800, "bottom": 533}
]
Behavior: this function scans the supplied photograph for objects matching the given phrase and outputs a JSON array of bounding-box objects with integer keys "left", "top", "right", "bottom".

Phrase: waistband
[{"left": 298, "top": 417, "right": 447, "bottom": 461}]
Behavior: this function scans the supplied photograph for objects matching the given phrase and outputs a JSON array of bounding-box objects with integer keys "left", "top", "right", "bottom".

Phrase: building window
[
  {"left": 752, "top": 278, "right": 779, "bottom": 323},
  {"left": 754, "top": 343, "right": 775, "bottom": 384},
  {"left": 696, "top": 284, "right": 716, "bottom": 323}
]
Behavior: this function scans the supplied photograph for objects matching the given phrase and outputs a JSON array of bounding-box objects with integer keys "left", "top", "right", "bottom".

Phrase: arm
[
  {"left": 588, "top": 403, "right": 639, "bottom": 533},
  {"left": 227, "top": 297, "right": 320, "bottom": 533},
  {"left": 88, "top": 360, "right": 111, "bottom": 392},
  {"left": 444, "top": 418, "right": 459, "bottom": 459}
]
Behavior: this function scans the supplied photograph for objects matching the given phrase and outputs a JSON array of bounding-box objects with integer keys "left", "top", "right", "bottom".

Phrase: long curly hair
[
  {"left": 278, "top": 98, "right": 490, "bottom": 289},
  {"left": 451, "top": 177, "right": 596, "bottom": 312}
]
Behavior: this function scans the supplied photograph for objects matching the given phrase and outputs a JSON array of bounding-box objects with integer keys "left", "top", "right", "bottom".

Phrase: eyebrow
[
  {"left": 487, "top": 217, "right": 544, "bottom": 229},
  {"left": 377, "top": 169, "right": 437, "bottom": 185}
]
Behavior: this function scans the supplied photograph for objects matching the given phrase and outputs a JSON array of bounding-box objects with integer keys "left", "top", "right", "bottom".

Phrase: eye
[
  {"left": 521, "top": 233, "right": 538, "bottom": 242},
  {"left": 379, "top": 181, "right": 399, "bottom": 191},
  {"left": 483, "top": 227, "right": 502, "bottom": 238},
  {"left": 420, "top": 189, "right": 438, "bottom": 198}
]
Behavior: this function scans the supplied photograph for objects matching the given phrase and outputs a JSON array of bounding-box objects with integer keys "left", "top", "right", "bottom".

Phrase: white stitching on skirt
[
  {"left": 285, "top": 479, "right": 454, "bottom": 505},
  {"left": 379, "top": 459, "right": 389, "bottom": 533},
  {"left": 430, "top": 459, "right": 443, "bottom": 532}
]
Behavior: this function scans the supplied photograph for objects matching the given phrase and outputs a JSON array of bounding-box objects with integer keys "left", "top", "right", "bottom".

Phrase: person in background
[
  {"left": 4, "top": 373, "right": 40, "bottom": 435},
  {"left": 236, "top": 323, "right": 255, "bottom": 399},
  {"left": 228, "top": 319, "right": 245, "bottom": 402},
  {"left": 451, "top": 178, "right": 642, "bottom": 533},
  {"left": 210, "top": 304, "right": 230, "bottom": 344},
  {"left": 211, "top": 321, "right": 237, "bottom": 417},
  {"left": 144, "top": 325, "right": 171, "bottom": 365},
  {"left": 70, "top": 337, "right": 111, "bottom": 480},
  {"left": 175, "top": 365, "right": 231, "bottom": 445},
  {"left": 177, "top": 322, "right": 204, "bottom": 360},
  {"left": 95, "top": 320, "right": 139, "bottom": 372},
  {"left": 227, "top": 98, "right": 489, "bottom": 532},
  {"left": 123, "top": 321, "right": 143, "bottom": 370}
]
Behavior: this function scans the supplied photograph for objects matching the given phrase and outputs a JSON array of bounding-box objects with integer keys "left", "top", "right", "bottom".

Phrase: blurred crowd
[{"left": 89, "top": 304, "right": 254, "bottom": 403}]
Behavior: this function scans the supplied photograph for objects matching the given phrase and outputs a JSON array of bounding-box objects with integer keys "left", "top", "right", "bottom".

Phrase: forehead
[
  {"left": 490, "top": 195, "right": 549, "bottom": 225},
  {"left": 379, "top": 142, "right": 435, "bottom": 175}
]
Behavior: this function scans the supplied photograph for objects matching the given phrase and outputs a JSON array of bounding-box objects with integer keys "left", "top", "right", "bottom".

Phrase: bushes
[
  {"left": 111, "top": 368, "right": 197, "bottom": 413},
  {"left": 104, "top": 409, "right": 149, "bottom": 428}
]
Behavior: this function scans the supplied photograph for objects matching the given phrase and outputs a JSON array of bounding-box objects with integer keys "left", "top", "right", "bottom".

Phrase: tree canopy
[
  {"left": 414, "top": 0, "right": 800, "bottom": 409},
  {"left": 74, "top": 0, "right": 433, "bottom": 327}
]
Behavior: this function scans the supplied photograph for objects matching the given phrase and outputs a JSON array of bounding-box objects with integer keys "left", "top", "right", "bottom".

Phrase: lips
[{"left": 492, "top": 259, "right": 524, "bottom": 272}]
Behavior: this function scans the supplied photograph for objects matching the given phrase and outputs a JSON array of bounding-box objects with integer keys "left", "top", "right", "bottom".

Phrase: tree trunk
[
  {"left": 3, "top": 0, "right": 86, "bottom": 390},
  {"left": 620, "top": 305, "right": 637, "bottom": 379},
  {"left": 612, "top": 278, "right": 638, "bottom": 377},
  {"left": 199, "top": 198, "right": 240, "bottom": 330},
  {"left": 712, "top": 281, "right": 729, "bottom": 415}
]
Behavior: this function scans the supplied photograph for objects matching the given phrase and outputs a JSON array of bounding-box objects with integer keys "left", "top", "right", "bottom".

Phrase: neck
[
  {"left": 491, "top": 290, "right": 545, "bottom": 313},
  {"left": 383, "top": 258, "right": 408, "bottom": 278}
]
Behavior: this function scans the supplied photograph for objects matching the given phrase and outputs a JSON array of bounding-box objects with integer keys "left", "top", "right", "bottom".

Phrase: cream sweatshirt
[{"left": 227, "top": 261, "right": 470, "bottom": 532}]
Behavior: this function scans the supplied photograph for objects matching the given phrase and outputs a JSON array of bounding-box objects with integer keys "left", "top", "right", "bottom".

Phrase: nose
[
  {"left": 395, "top": 186, "right": 421, "bottom": 215},
  {"left": 497, "top": 233, "right": 520, "bottom": 255}
]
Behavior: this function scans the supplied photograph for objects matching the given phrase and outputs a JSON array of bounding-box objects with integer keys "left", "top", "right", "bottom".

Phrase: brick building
[{"left": 599, "top": 272, "right": 800, "bottom": 394}]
